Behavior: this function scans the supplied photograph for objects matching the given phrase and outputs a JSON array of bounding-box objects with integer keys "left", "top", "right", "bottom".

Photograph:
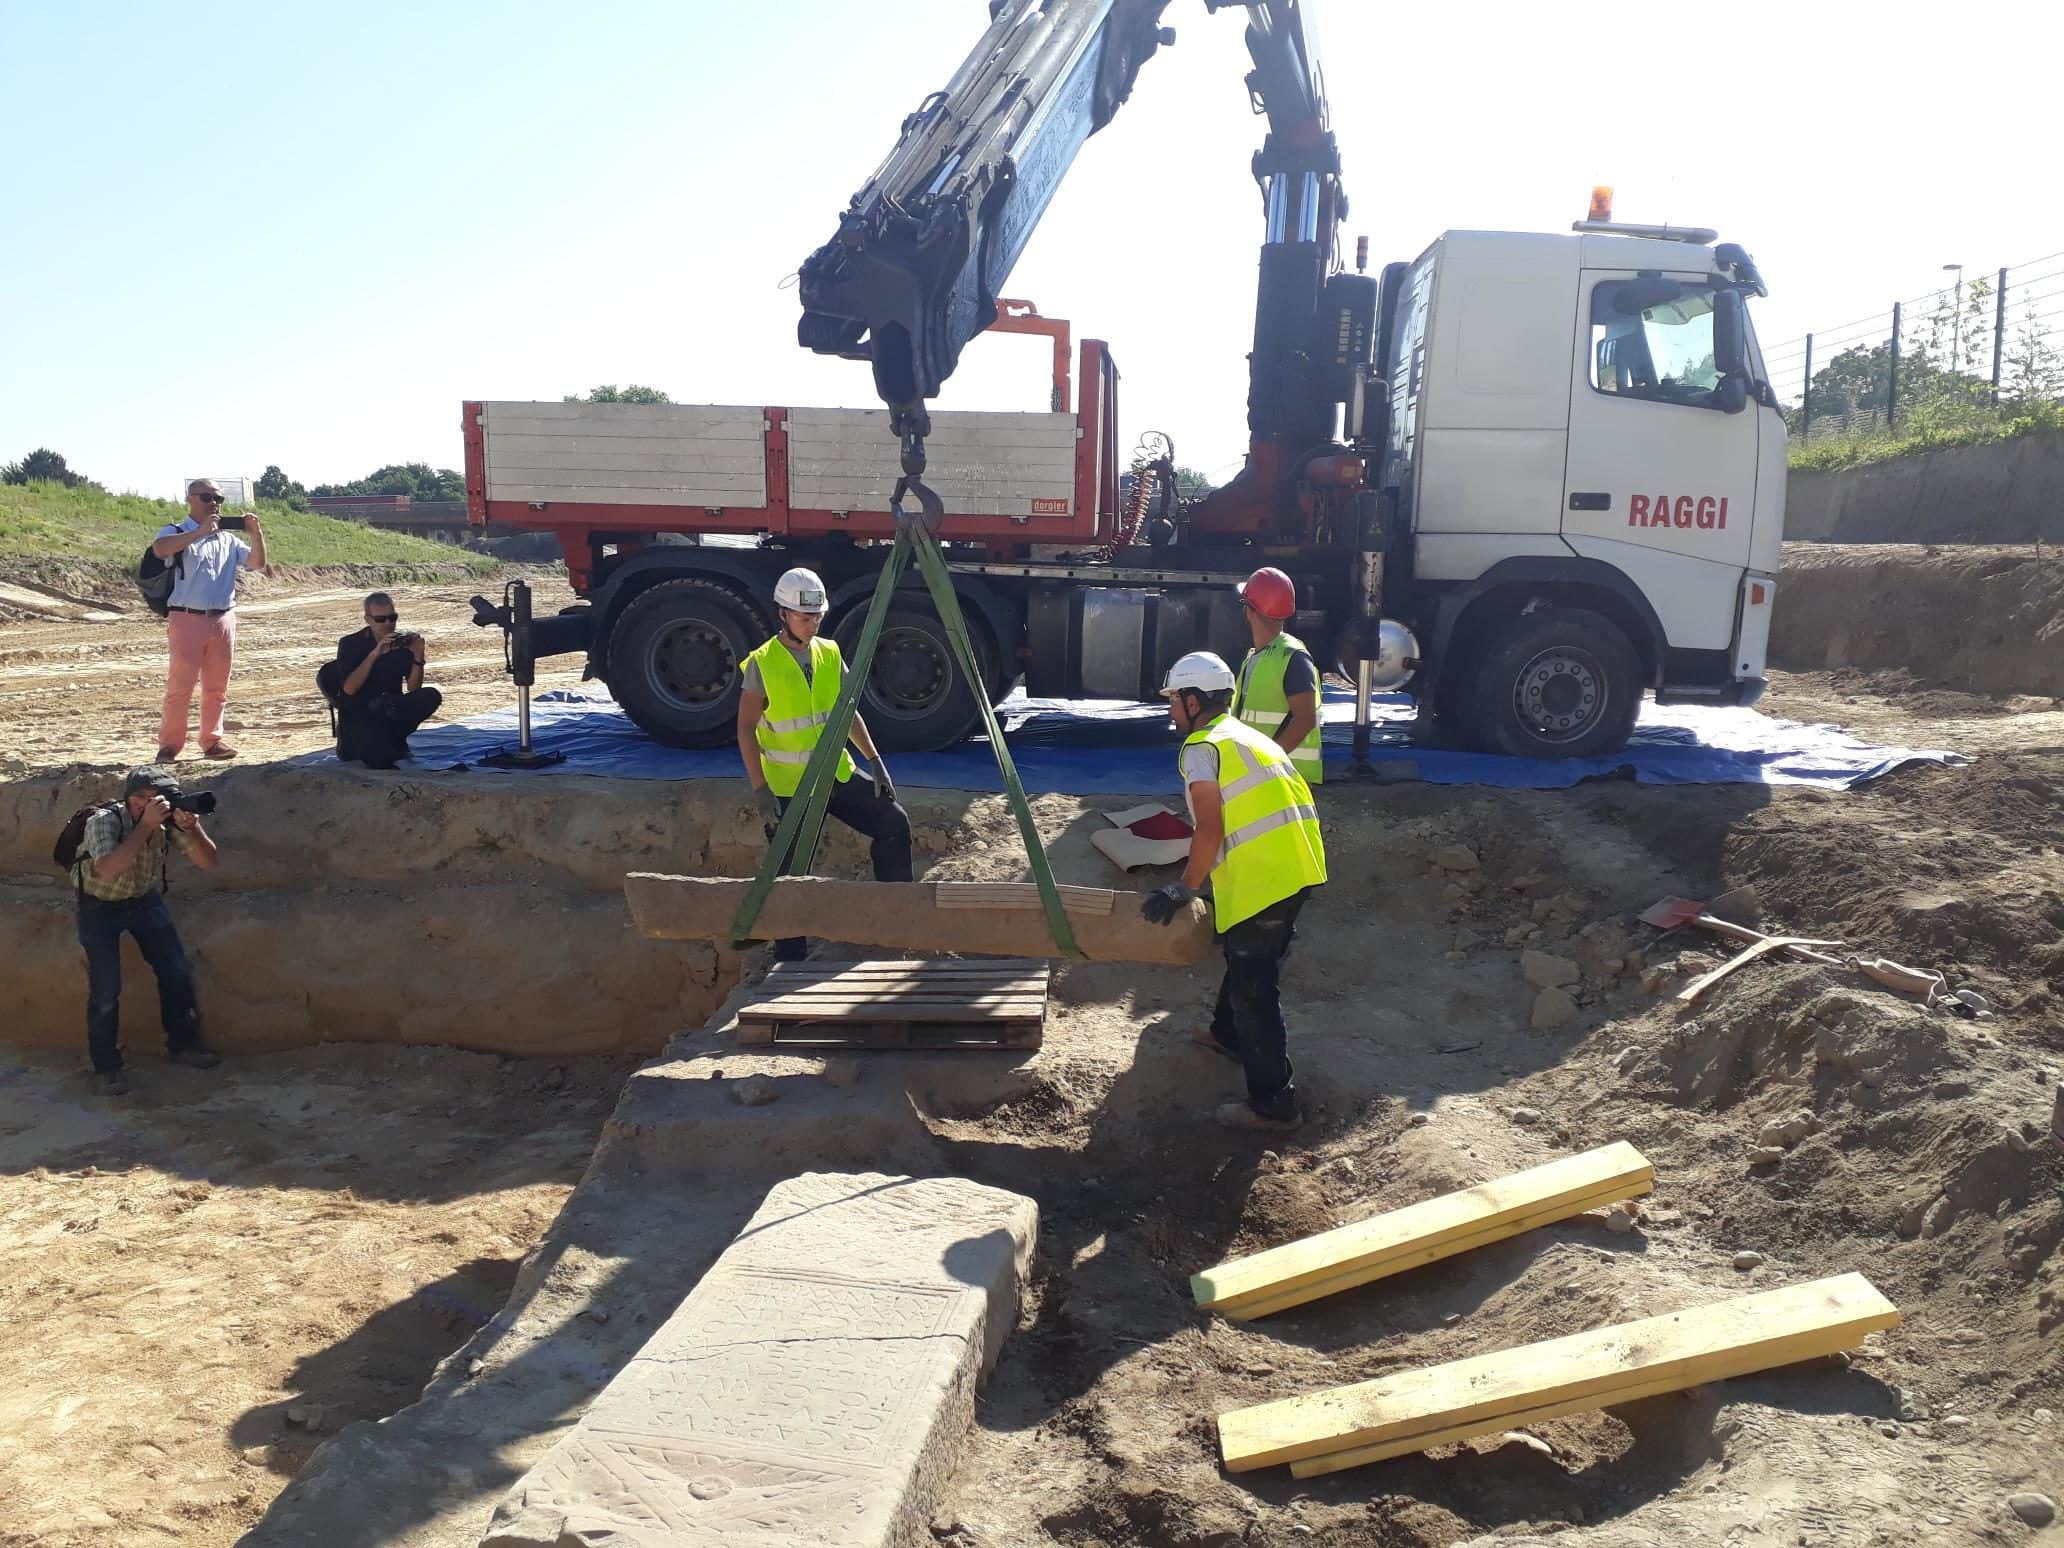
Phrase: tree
[
  {"left": 2002, "top": 295, "right": 2064, "bottom": 406},
  {"left": 255, "top": 464, "right": 306, "bottom": 500},
  {"left": 564, "top": 384, "right": 671, "bottom": 404},
  {"left": 2, "top": 447, "right": 100, "bottom": 489},
  {"left": 1172, "top": 464, "right": 1216, "bottom": 496},
  {"left": 309, "top": 463, "right": 466, "bottom": 501},
  {"left": 1791, "top": 340, "right": 1974, "bottom": 430}
]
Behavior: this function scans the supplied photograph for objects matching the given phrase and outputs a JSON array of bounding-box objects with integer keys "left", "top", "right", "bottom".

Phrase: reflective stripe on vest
[
  {"left": 749, "top": 635, "right": 854, "bottom": 797},
  {"left": 1184, "top": 714, "right": 1327, "bottom": 931},
  {"left": 1235, "top": 632, "right": 1323, "bottom": 784}
]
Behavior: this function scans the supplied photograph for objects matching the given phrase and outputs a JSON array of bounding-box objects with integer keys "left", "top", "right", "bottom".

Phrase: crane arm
[{"left": 796, "top": 0, "right": 1179, "bottom": 442}]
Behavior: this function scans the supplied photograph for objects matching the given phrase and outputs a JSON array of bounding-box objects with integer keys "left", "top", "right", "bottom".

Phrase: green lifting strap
[{"left": 727, "top": 527, "right": 1083, "bottom": 959}]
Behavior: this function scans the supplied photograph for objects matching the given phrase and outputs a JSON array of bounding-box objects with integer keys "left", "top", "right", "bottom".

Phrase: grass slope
[
  {"left": 1789, "top": 400, "right": 2064, "bottom": 471},
  {"left": 0, "top": 482, "right": 495, "bottom": 574}
]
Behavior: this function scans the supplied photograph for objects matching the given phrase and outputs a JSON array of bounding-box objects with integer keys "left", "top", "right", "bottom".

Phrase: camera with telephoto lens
[{"left": 167, "top": 790, "right": 218, "bottom": 816}]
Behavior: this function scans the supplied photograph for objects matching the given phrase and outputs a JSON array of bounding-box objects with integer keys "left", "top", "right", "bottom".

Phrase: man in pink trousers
[{"left": 153, "top": 479, "right": 268, "bottom": 760}]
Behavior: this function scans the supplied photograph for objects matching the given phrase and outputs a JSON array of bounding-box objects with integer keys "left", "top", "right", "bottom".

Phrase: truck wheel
[
  {"left": 1464, "top": 607, "right": 1640, "bottom": 759},
  {"left": 607, "top": 578, "right": 770, "bottom": 749},
  {"left": 835, "top": 605, "right": 996, "bottom": 753}
]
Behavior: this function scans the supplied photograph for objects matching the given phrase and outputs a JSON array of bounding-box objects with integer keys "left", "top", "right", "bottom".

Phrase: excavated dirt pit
[
  {"left": 3, "top": 745, "right": 2034, "bottom": 1548},
  {"left": 3, "top": 586, "right": 2062, "bottom": 1544}
]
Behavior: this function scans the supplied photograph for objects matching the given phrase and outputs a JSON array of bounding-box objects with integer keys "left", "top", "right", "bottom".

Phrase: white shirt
[{"left": 156, "top": 519, "right": 254, "bottom": 611}]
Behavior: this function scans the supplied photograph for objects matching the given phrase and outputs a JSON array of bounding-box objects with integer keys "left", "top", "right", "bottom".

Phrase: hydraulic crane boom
[
  {"left": 796, "top": 0, "right": 1178, "bottom": 444},
  {"left": 797, "top": 0, "right": 1371, "bottom": 537}
]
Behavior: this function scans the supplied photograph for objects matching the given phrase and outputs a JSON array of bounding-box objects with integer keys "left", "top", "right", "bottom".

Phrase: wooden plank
[
  {"left": 785, "top": 407, "right": 1076, "bottom": 434},
  {"left": 1191, "top": 1144, "right": 1654, "bottom": 1315},
  {"left": 738, "top": 1017, "right": 1043, "bottom": 1049},
  {"left": 1214, "top": 1179, "right": 1649, "bottom": 1321},
  {"left": 624, "top": 875, "right": 1212, "bottom": 966},
  {"left": 480, "top": 401, "right": 766, "bottom": 431},
  {"left": 486, "top": 448, "right": 771, "bottom": 476},
  {"left": 1287, "top": 1301, "right": 1891, "bottom": 1476},
  {"left": 485, "top": 483, "right": 768, "bottom": 508},
  {"left": 747, "top": 1000, "right": 1049, "bottom": 1021},
  {"left": 1218, "top": 1273, "right": 1900, "bottom": 1473},
  {"left": 484, "top": 469, "right": 771, "bottom": 494}
]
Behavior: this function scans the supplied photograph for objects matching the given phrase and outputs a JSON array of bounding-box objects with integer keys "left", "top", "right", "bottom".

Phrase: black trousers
[
  {"left": 1206, "top": 886, "right": 1313, "bottom": 1119},
  {"left": 766, "top": 778, "right": 914, "bottom": 961},
  {"left": 338, "top": 687, "right": 443, "bottom": 770},
  {"left": 77, "top": 891, "right": 199, "bottom": 1074}
]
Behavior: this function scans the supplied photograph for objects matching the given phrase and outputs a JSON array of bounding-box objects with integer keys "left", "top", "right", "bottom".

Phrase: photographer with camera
[
  {"left": 153, "top": 478, "right": 268, "bottom": 762},
  {"left": 330, "top": 591, "right": 442, "bottom": 769},
  {"left": 67, "top": 767, "right": 223, "bottom": 1095}
]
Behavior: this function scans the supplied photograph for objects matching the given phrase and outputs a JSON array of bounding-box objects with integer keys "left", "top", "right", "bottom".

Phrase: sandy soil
[
  {"left": 0, "top": 1046, "right": 635, "bottom": 1546},
  {"left": 3, "top": 563, "right": 2061, "bottom": 1546},
  {"left": 0, "top": 573, "right": 581, "bottom": 776}
]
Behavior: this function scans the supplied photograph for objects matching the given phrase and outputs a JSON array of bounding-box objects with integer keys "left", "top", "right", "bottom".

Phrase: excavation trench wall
[
  {"left": 1771, "top": 542, "right": 2064, "bottom": 698},
  {"left": 0, "top": 765, "right": 971, "bottom": 1057}
]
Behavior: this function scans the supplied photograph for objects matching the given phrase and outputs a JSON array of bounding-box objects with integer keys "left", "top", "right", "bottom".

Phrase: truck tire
[
  {"left": 835, "top": 604, "right": 997, "bottom": 753},
  {"left": 607, "top": 578, "right": 770, "bottom": 749},
  {"left": 1463, "top": 607, "right": 1640, "bottom": 759}
]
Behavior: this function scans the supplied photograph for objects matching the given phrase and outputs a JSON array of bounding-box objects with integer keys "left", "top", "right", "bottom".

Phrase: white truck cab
[{"left": 1374, "top": 223, "right": 1784, "bottom": 756}]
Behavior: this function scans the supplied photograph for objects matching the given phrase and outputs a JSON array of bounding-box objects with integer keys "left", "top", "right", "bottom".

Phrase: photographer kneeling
[
  {"left": 332, "top": 592, "right": 442, "bottom": 770},
  {"left": 70, "top": 767, "right": 224, "bottom": 1095}
]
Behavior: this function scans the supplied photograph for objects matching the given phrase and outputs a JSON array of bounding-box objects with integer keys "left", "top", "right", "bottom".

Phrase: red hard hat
[{"left": 1238, "top": 566, "right": 1296, "bottom": 621}]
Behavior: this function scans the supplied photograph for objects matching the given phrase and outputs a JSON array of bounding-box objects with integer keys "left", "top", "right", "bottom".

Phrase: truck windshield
[{"left": 1590, "top": 281, "right": 1722, "bottom": 408}]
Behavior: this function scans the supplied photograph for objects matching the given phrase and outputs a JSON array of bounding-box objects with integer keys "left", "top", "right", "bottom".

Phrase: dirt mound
[{"left": 1771, "top": 543, "right": 2064, "bottom": 699}]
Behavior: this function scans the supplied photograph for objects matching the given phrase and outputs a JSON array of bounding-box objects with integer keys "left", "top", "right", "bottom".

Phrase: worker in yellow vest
[
  {"left": 1233, "top": 566, "right": 1323, "bottom": 785},
  {"left": 736, "top": 566, "right": 911, "bottom": 961},
  {"left": 1141, "top": 651, "right": 1326, "bottom": 1130}
]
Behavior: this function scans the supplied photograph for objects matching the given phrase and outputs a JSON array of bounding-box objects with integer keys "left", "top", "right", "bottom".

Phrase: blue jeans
[{"left": 77, "top": 891, "right": 199, "bottom": 1073}]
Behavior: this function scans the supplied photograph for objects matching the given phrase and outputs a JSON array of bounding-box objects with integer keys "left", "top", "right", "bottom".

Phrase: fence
[{"left": 1762, "top": 249, "right": 2064, "bottom": 442}]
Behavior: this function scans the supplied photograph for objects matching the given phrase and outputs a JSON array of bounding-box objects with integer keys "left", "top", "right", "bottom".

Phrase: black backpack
[
  {"left": 137, "top": 544, "right": 183, "bottom": 617},
  {"left": 53, "top": 801, "right": 121, "bottom": 870}
]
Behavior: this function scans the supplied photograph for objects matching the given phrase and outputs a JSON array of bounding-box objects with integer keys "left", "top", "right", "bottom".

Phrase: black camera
[
  {"left": 217, "top": 515, "right": 249, "bottom": 531},
  {"left": 167, "top": 790, "right": 218, "bottom": 816}
]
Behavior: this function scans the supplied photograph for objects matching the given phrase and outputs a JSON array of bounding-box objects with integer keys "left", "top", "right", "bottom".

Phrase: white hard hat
[
  {"left": 772, "top": 567, "right": 829, "bottom": 614},
  {"left": 1160, "top": 650, "right": 1236, "bottom": 696}
]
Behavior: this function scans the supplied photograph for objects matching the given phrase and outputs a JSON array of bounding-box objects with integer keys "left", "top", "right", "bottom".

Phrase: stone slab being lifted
[
  {"left": 623, "top": 873, "right": 1215, "bottom": 965},
  {"left": 479, "top": 1171, "right": 1037, "bottom": 1548}
]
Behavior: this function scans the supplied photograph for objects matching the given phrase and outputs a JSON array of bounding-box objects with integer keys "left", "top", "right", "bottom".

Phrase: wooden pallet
[{"left": 734, "top": 958, "right": 1048, "bottom": 1049}]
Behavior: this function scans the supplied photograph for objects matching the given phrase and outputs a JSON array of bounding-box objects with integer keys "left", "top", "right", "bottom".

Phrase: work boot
[
  {"left": 155, "top": 747, "right": 180, "bottom": 763},
  {"left": 200, "top": 742, "right": 239, "bottom": 760},
  {"left": 99, "top": 1069, "right": 130, "bottom": 1097},
  {"left": 1213, "top": 1099, "right": 1301, "bottom": 1132},
  {"left": 169, "top": 1046, "right": 222, "bottom": 1070}
]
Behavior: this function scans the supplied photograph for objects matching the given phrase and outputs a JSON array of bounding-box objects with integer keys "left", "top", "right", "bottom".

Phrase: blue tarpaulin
[{"left": 293, "top": 685, "right": 1965, "bottom": 793}]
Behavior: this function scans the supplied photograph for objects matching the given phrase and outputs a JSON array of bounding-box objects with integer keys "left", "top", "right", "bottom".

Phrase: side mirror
[
  {"left": 1714, "top": 290, "right": 1748, "bottom": 377},
  {"left": 1713, "top": 374, "right": 1749, "bottom": 415}
]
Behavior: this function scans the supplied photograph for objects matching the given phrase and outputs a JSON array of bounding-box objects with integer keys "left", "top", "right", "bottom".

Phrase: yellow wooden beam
[
  {"left": 1219, "top": 1272, "right": 1899, "bottom": 1474},
  {"left": 1192, "top": 1142, "right": 1654, "bottom": 1317},
  {"left": 1215, "top": 1179, "right": 1645, "bottom": 1321}
]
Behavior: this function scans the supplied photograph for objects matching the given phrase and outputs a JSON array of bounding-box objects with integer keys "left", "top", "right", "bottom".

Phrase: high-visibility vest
[
  {"left": 1183, "top": 712, "right": 1327, "bottom": 931},
  {"left": 1235, "top": 631, "right": 1324, "bottom": 785},
  {"left": 749, "top": 635, "right": 854, "bottom": 797}
]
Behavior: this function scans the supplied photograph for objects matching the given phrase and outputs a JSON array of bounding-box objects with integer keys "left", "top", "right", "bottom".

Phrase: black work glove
[
  {"left": 754, "top": 785, "right": 783, "bottom": 828},
  {"left": 1140, "top": 880, "right": 1196, "bottom": 926},
  {"left": 872, "top": 763, "right": 896, "bottom": 804}
]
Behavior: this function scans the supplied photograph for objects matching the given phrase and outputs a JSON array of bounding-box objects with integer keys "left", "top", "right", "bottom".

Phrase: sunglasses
[
  {"left": 368, "top": 613, "right": 398, "bottom": 624},
  {"left": 196, "top": 492, "right": 225, "bottom": 504}
]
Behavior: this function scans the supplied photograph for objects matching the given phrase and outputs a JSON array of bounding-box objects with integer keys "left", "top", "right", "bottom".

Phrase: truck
[{"left": 465, "top": 0, "right": 1785, "bottom": 762}]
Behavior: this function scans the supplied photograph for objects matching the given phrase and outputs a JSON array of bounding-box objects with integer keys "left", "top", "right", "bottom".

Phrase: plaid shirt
[{"left": 73, "top": 804, "right": 194, "bottom": 902}]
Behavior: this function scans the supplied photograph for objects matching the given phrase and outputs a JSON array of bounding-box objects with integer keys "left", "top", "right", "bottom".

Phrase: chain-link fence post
[
  {"left": 1800, "top": 333, "right": 1814, "bottom": 439},
  {"left": 1992, "top": 265, "right": 2008, "bottom": 401},
  {"left": 1888, "top": 302, "right": 1902, "bottom": 428}
]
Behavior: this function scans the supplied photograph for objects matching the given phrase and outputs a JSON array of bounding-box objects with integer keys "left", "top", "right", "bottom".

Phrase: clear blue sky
[{"left": 5, "top": 1, "right": 2059, "bottom": 497}]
